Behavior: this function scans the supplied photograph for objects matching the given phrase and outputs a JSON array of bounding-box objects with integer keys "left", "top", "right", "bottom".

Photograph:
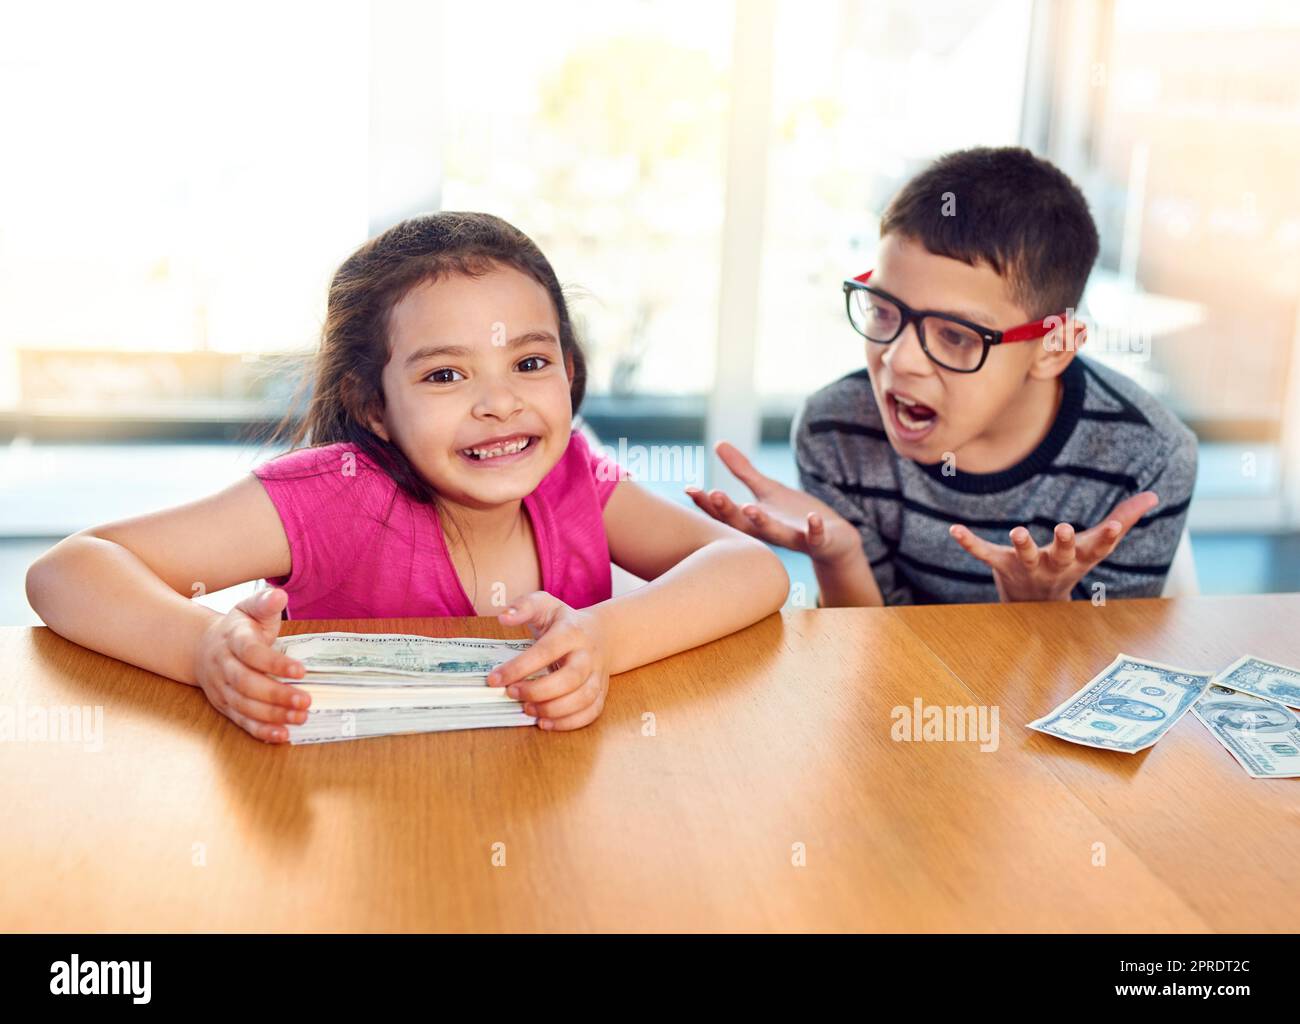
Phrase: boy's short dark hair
[{"left": 879, "top": 146, "right": 1100, "bottom": 320}]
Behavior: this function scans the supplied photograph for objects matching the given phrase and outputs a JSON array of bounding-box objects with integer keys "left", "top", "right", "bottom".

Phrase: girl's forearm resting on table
[
  {"left": 26, "top": 536, "right": 220, "bottom": 687},
  {"left": 591, "top": 536, "right": 788, "bottom": 675}
]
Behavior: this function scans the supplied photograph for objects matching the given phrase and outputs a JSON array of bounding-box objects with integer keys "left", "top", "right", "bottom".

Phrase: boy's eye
[
  {"left": 426, "top": 368, "right": 465, "bottom": 384},
  {"left": 516, "top": 355, "right": 551, "bottom": 372},
  {"left": 935, "top": 325, "right": 978, "bottom": 349}
]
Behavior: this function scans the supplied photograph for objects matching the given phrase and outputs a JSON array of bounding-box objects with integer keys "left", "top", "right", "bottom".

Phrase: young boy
[{"left": 688, "top": 146, "right": 1197, "bottom": 606}]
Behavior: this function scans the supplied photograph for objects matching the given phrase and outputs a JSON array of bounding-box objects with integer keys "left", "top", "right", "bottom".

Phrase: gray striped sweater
[{"left": 793, "top": 357, "right": 1198, "bottom": 605}]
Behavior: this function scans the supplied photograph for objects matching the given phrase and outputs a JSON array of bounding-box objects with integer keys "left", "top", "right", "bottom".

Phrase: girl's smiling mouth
[{"left": 457, "top": 433, "right": 540, "bottom": 465}]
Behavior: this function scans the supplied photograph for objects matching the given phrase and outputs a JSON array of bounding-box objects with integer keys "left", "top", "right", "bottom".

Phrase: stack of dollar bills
[
  {"left": 270, "top": 632, "right": 539, "bottom": 745},
  {"left": 1028, "top": 653, "right": 1300, "bottom": 779}
]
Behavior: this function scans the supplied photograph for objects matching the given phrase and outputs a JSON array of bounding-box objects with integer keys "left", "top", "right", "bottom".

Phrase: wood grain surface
[{"left": 1, "top": 595, "right": 1294, "bottom": 932}]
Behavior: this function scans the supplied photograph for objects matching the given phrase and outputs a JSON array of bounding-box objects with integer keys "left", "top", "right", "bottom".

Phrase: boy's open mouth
[
  {"left": 457, "top": 434, "right": 539, "bottom": 465},
  {"left": 886, "top": 390, "right": 939, "bottom": 440}
]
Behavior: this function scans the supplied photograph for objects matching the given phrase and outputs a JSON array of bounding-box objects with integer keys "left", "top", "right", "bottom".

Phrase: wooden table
[{"left": 2, "top": 594, "right": 1296, "bottom": 932}]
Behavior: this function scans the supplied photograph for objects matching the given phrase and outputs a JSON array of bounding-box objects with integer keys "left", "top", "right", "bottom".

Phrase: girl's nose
[{"left": 472, "top": 377, "right": 525, "bottom": 419}]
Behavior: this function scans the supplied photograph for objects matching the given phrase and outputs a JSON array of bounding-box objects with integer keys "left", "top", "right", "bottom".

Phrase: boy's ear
[{"left": 1028, "top": 313, "right": 1086, "bottom": 381}]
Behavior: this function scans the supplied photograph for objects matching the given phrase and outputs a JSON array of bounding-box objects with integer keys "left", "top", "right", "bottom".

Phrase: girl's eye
[
  {"left": 426, "top": 368, "right": 465, "bottom": 384},
  {"left": 516, "top": 355, "right": 551, "bottom": 373}
]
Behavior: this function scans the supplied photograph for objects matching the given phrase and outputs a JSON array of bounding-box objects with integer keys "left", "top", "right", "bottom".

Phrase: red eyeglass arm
[
  {"left": 850, "top": 269, "right": 1063, "bottom": 344},
  {"left": 1000, "top": 320, "right": 1060, "bottom": 343}
]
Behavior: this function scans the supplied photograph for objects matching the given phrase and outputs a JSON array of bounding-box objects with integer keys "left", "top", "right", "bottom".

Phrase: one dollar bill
[
  {"left": 1211, "top": 655, "right": 1300, "bottom": 708},
  {"left": 1028, "top": 654, "right": 1213, "bottom": 753},
  {"left": 1192, "top": 685, "right": 1300, "bottom": 779}
]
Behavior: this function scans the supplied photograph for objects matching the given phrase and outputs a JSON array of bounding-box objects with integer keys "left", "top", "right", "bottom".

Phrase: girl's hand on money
[
  {"left": 194, "top": 587, "right": 309, "bottom": 744},
  {"left": 490, "top": 592, "right": 610, "bottom": 731},
  {"left": 948, "top": 492, "right": 1159, "bottom": 602}
]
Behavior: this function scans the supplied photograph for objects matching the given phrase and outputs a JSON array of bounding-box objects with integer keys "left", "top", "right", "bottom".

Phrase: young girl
[{"left": 26, "top": 212, "right": 789, "bottom": 741}]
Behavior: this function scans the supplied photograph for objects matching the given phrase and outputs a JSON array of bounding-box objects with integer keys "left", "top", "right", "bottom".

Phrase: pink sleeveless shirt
[{"left": 251, "top": 431, "right": 623, "bottom": 619}]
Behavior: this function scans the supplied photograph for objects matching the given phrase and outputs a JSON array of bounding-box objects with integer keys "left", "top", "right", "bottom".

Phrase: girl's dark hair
[
  {"left": 879, "top": 146, "right": 1100, "bottom": 320},
  {"left": 262, "top": 211, "right": 587, "bottom": 505}
]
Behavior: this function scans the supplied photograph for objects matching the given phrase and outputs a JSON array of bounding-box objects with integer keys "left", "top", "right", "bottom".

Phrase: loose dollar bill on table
[
  {"left": 1209, "top": 655, "right": 1300, "bottom": 709},
  {"left": 1028, "top": 654, "right": 1214, "bottom": 753},
  {"left": 1191, "top": 684, "right": 1300, "bottom": 779},
  {"left": 270, "top": 633, "right": 541, "bottom": 745}
]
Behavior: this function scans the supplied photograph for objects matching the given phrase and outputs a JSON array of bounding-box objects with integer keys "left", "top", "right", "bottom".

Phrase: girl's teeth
[{"left": 464, "top": 437, "right": 531, "bottom": 460}]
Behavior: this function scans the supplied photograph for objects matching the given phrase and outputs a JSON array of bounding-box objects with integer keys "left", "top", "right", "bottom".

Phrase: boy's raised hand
[
  {"left": 490, "top": 592, "right": 610, "bottom": 731},
  {"left": 948, "top": 491, "right": 1160, "bottom": 602},
  {"left": 685, "top": 441, "right": 859, "bottom": 565}
]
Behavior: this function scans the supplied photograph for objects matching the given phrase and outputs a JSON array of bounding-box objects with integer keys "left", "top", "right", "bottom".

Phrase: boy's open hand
[
  {"left": 948, "top": 491, "right": 1160, "bottom": 602},
  {"left": 195, "top": 586, "right": 308, "bottom": 744},
  {"left": 490, "top": 592, "right": 610, "bottom": 731},
  {"left": 686, "top": 441, "right": 859, "bottom": 566}
]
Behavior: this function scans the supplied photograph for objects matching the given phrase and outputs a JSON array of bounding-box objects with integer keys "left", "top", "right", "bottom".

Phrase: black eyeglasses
[{"left": 842, "top": 270, "right": 1062, "bottom": 373}]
